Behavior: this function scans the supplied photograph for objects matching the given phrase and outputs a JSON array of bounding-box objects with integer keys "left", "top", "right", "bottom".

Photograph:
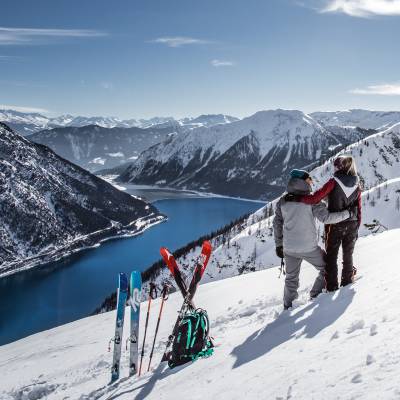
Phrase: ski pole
[
  {"left": 138, "top": 282, "right": 157, "bottom": 376},
  {"left": 147, "top": 284, "right": 169, "bottom": 372},
  {"left": 279, "top": 258, "right": 286, "bottom": 278}
]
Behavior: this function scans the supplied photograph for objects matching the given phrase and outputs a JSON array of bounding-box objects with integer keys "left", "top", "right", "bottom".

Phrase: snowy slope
[
  {"left": 1, "top": 229, "right": 399, "bottom": 400},
  {"left": 311, "top": 109, "right": 400, "bottom": 130},
  {"left": 120, "top": 109, "right": 367, "bottom": 200},
  {"left": 141, "top": 177, "right": 400, "bottom": 293},
  {"left": 309, "top": 123, "right": 400, "bottom": 191}
]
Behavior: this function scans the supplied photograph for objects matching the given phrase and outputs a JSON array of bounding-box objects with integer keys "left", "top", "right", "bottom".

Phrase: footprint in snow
[
  {"left": 330, "top": 331, "right": 340, "bottom": 341},
  {"left": 366, "top": 354, "right": 375, "bottom": 365},
  {"left": 351, "top": 373, "right": 362, "bottom": 383},
  {"left": 347, "top": 320, "right": 365, "bottom": 334},
  {"left": 370, "top": 324, "right": 378, "bottom": 336}
]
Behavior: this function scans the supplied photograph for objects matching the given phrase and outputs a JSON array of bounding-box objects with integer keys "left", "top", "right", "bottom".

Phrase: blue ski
[
  {"left": 128, "top": 271, "right": 142, "bottom": 376},
  {"left": 110, "top": 272, "right": 128, "bottom": 383}
]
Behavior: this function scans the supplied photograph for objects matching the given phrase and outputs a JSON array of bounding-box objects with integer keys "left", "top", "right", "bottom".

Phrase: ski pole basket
[{"left": 168, "top": 308, "right": 214, "bottom": 369}]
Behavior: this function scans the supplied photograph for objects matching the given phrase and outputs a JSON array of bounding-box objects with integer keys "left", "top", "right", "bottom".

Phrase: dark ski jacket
[{"left": 300, "top": 172, "right": 362, "bottom": 226}]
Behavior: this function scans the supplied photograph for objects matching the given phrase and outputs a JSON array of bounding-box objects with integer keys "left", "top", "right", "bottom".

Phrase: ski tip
[
  {"left": 203, "top": 241, "right": 212, "bottom": 252},
  {"left": 160, "top": 247, "right": 170, "bottom": 255}
]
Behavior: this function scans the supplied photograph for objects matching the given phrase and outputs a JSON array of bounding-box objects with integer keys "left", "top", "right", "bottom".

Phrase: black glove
[
  {"left": 348, "top": 204, "right": 358, "bottom": 219},
  {"left": 283, "top": 193, "right": 302, "bottom": 202},
  {"left": 276, "top": 246, "right": 284, "bottom": 259}
]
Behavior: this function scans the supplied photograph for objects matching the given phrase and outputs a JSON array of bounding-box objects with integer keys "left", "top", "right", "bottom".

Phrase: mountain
[
  {"left": 0, "top": 122, "right": 163, "bottom": 276},
  {"left": 310, "top": 123, "right": 400, "bottom": 190},
  {"left": 119, "top": 109, "right": 369, "bottom": 200},
  {"left": 0, "top": 109, "right": 56, "bottom": 135},
  {"left": 27, "top": 124, "right": 178, "bottom": 172},
  {"left": 0, "top": 109, "right": 239, "bottom": 136},
  {"left": 311, "top": 109, "right": 400, "bottom": 130},
  {"left": 1, "top": 228, "right": 399, "bottom": 400}
]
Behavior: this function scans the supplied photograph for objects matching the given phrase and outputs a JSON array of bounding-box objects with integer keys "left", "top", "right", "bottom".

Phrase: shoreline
[
  {"left": 0, "top": 184, "right": 264, "bottom": 280},
  {"left": 101, "top": 175, "right": 266, "bottom": 204}
]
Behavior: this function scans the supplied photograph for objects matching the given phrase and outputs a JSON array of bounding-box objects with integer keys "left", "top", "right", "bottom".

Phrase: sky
[{"left": 1, "top": 0, "right": 400, "bottom": 119}]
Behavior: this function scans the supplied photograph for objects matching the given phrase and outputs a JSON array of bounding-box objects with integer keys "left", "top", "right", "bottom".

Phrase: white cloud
[
  {"left": 0, "top": 27, "right": 107, "bottom": 45},
  {"left": 151, "top": 36, "right": 209, "bottom": 48},
  {"left": 211, "top": 59, "right": 235, "bottom": 67},
  {"left": 322, "top": 0, "right": 400, "bottom": 17},
  {"left": 350, "top": 83, "right": 400, "bottom": 95},
  {"left": 0, "top": 104, "right": 50, "bottom": 114}
]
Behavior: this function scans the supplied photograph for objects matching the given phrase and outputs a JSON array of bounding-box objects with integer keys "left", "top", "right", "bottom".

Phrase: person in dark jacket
[{"left": 289, "top": 155, "right": 362, "bottom": 291}]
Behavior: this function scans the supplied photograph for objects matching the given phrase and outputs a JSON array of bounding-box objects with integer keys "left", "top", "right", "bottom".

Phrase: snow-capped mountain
[
  {"left": 310, "top": 123, "right": 400, "bottom": 191},
  {"left": 1, "top": 228, "right": 399, "bottom": 400},
  {"left": 0, "top": 122, "right": 163, "bottom": 276},
  {"left": 0, "top": 109, "right": 239, "bottom": 136},
  {"left": 179, "top": 114, "right": 240, "bottom": 129},
  {"left": 27, "top": 124, "right": 178, "bottom": 172},
  {"left": 119, "top": 109, "right": 369, "bottom": 200},
  {"left": 311, "top": 109, "right": 400, "bottom": 130}
]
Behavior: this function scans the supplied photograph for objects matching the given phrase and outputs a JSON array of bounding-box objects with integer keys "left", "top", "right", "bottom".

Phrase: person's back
[{"left": 273, "top": 169, "right": 352, "bottom": 309}]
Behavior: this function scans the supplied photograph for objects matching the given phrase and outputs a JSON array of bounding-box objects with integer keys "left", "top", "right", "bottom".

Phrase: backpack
[{"left": 168, "top": 308, "right": 214, "bottom": 369}]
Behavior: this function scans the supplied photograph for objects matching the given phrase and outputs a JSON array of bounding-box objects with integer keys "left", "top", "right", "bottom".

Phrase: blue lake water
[{"left": 0, "top": 197, "right": 262, "bottom": 346}]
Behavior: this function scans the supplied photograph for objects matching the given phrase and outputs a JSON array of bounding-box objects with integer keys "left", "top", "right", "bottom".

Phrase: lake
[{"left": 0, "top": 195, "right": 263, "bottom": 346}]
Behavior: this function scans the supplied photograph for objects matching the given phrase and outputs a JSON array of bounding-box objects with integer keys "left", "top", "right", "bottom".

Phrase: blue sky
[{"left": 1, "top": 0, "right": 400, "bottom": 118}]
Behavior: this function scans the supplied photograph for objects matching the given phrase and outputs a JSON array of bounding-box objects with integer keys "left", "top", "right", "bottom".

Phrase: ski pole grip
[
  {"left": 149, "top": 282, "right": 158, "bottom": 299},
  {"left": 162, "top": 284, "right": 170, "bottom": 300}
]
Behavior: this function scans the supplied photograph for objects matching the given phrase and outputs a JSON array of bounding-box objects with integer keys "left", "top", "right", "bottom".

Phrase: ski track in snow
[{"left": 1, "top": 230, "right": 400, "bottom": 399}]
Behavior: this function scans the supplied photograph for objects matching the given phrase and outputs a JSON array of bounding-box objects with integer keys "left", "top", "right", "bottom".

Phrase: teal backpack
[{"left": 169, "top": 308, "right": 214, "bottom": 369}]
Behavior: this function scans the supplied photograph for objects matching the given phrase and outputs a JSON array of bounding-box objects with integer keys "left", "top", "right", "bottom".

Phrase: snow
[
  {"left": 1, "top": 229, "right": 399, "bottom": 399},
  {"left": 107, "top": 152, "right": 124, "bottom": 158},
  {"left": 89, "top": 157, "right": 106, "bottom": 165}
]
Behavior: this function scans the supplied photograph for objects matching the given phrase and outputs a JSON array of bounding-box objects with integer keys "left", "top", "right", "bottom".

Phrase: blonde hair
[{"left": 334, "top": 155, "right": 358, "bottom": 176}]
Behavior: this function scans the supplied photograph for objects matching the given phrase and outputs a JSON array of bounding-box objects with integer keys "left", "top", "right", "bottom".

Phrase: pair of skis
[
  {"left": 110, "top": 272, "right": 170, "bottom": 382},
  {"left": 160, "top": 240, "right": 212, "bottom": 363},
  {"left": 110, "top": 271, "right": 141, "bottom": 383},
  {"left": 109, "top": 240, "right": 212, "bottom": 381}
]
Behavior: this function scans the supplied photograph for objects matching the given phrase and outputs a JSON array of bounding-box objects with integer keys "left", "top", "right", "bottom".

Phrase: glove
[
  {"left": 276, "top": 246, "right": 284, "bottom": 259},
  {"left": 348, "top": 204, "right": 358, "bottom": 219},
  {"left": 283, "top": 193, "right": 302, "bottom": 202}
]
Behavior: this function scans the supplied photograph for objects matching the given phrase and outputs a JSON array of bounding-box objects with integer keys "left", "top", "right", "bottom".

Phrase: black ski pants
[{"left": 324, "top": 221, "right": 359, "bottom": 291}]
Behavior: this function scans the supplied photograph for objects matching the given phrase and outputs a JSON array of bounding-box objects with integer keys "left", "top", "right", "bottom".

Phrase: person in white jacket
[{"left": 273, "top": 169, "right": 356, "bottom": 309}]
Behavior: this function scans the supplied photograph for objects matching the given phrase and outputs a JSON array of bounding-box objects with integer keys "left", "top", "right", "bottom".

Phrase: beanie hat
[{"left": 290, "top": 169, "right": 310, "bottom": 180}]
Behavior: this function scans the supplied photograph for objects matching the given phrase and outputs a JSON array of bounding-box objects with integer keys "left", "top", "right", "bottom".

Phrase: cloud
[
  {"left": 211, "top": 59, "right": 235, "bottom": 67},
  {"left": 0, "top": 104, "right": 50, "bottom": 114},
  {"left": 0, "top": 26, "right": 107, "bottom": 45},
  {"left": 100, "top": 81, "right": 114, "bottom": 90},
  {"left": 350, "top": 83, "right": 400, "bottom": 95},
  {"left": 150, "top": 36, "right": 209, "bottom": 48},
  {"left": 321, "top": 0, "right": 400, "bottom": 17}
]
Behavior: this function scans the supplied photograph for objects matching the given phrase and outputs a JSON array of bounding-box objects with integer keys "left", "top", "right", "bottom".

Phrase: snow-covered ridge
[
  {"left": 311, "top": 109, "right": 400, "bottom": 130},
  {"left": 0, "top": 122, "right": 163, "bottom": 276},
  {"left": 1, "top": 229, "right": 399, "bottom": 399},
  {"left": 119, "top": 109, "right": 369, "bottom": 200},
  {"left": 0, "top": 109, "right": 239, "bottom": 136}
]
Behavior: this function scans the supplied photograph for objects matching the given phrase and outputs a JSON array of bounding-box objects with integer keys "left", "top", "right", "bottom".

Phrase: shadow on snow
[{"left": 231, "top": 286, "right": 356, "bottom": 369}]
